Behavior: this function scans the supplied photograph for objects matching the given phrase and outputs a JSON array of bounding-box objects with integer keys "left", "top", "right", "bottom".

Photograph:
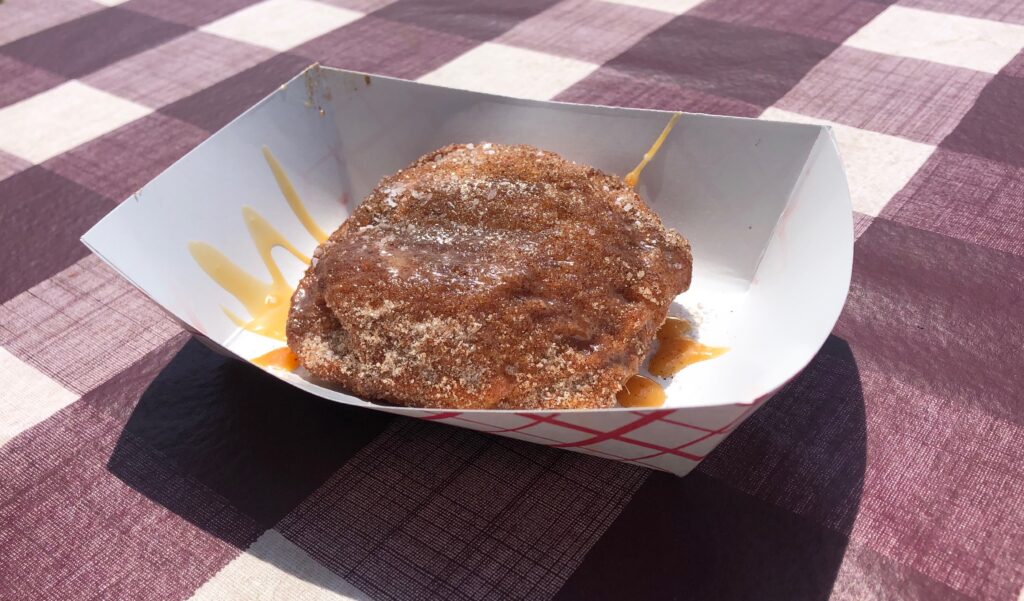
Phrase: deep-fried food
[{"left": 287, "top": 143, "right": 691, "bottom": 409}]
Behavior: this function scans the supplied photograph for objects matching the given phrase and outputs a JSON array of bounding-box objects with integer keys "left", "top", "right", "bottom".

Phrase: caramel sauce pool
[
  {"left": 617, "top": 317, "right": 729, "bottom": 408},
  {"left": 252, "top": 346, "right": 300, "bottom": 371},
  {"left": 616, "top": 375, "right": 665, "bottom": 407},
  {"left": 649, "top": 317, "right": 729, "bottom": 377}
]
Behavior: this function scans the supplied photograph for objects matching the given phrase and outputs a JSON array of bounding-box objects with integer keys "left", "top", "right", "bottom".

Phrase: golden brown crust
[{"left": 287, "top": 143, "right": 691, "bottom": 409}]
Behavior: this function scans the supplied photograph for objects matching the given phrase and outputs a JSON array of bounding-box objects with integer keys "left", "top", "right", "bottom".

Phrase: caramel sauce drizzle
[
  {"left": 624, "top": 112, "right": 681, "bottom": 188},
  {"left": 190, "top": 146, "right": 327, "bottom": 369},
  {"left": 262, "top": 146, "right": 328, "bottom": 244},
  {"left": 617, "top": 317, "right": 729, "bottom": 408}
]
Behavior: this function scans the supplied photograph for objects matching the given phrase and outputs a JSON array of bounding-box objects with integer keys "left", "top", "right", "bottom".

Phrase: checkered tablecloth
[{"left": 1, "top": 0, "right": 1023, "bottom": 599}]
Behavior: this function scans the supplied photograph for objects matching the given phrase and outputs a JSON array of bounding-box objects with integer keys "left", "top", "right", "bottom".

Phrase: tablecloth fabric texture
[{"left": 1, "top": 0, "right": 1022, "bottom": 599}]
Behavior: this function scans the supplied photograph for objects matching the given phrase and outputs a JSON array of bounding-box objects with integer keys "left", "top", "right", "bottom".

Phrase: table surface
[{"left": 1, "top": 0, "right": 1023, "bottom": 600}]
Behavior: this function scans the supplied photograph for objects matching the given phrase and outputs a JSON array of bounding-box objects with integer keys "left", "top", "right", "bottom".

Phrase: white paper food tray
[{"left": 82, "top": 65, "right": 853, "bottom": 476}]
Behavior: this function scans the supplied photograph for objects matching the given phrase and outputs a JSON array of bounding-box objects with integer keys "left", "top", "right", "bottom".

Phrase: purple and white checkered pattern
[{"left": 1, "top": 0, "right": 1023, "bottom": 599}]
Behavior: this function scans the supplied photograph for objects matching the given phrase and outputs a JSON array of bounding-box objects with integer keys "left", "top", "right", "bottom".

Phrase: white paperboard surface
[{"left": 82, "top": 66, "right": 853, "bottom": 476}]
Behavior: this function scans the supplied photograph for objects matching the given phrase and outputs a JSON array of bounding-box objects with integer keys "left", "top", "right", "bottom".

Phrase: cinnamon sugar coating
[{"left": 287, "top": 143, "right": 691, "bottom": 409}]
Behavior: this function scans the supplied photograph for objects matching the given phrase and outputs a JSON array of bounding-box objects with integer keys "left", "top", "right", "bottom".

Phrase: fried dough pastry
[{"left": 287, "top": 143, "right": 691, "bottom": 409}]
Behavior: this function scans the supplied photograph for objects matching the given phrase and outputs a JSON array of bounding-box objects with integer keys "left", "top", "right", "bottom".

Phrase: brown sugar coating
[{"left": 287, "top": 143, "right": 692, "bottom": 409}]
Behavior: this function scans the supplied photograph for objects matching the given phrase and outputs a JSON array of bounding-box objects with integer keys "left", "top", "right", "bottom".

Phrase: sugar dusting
[{"left": 286, "top": 143, "right": 693, "bottom": 409}]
